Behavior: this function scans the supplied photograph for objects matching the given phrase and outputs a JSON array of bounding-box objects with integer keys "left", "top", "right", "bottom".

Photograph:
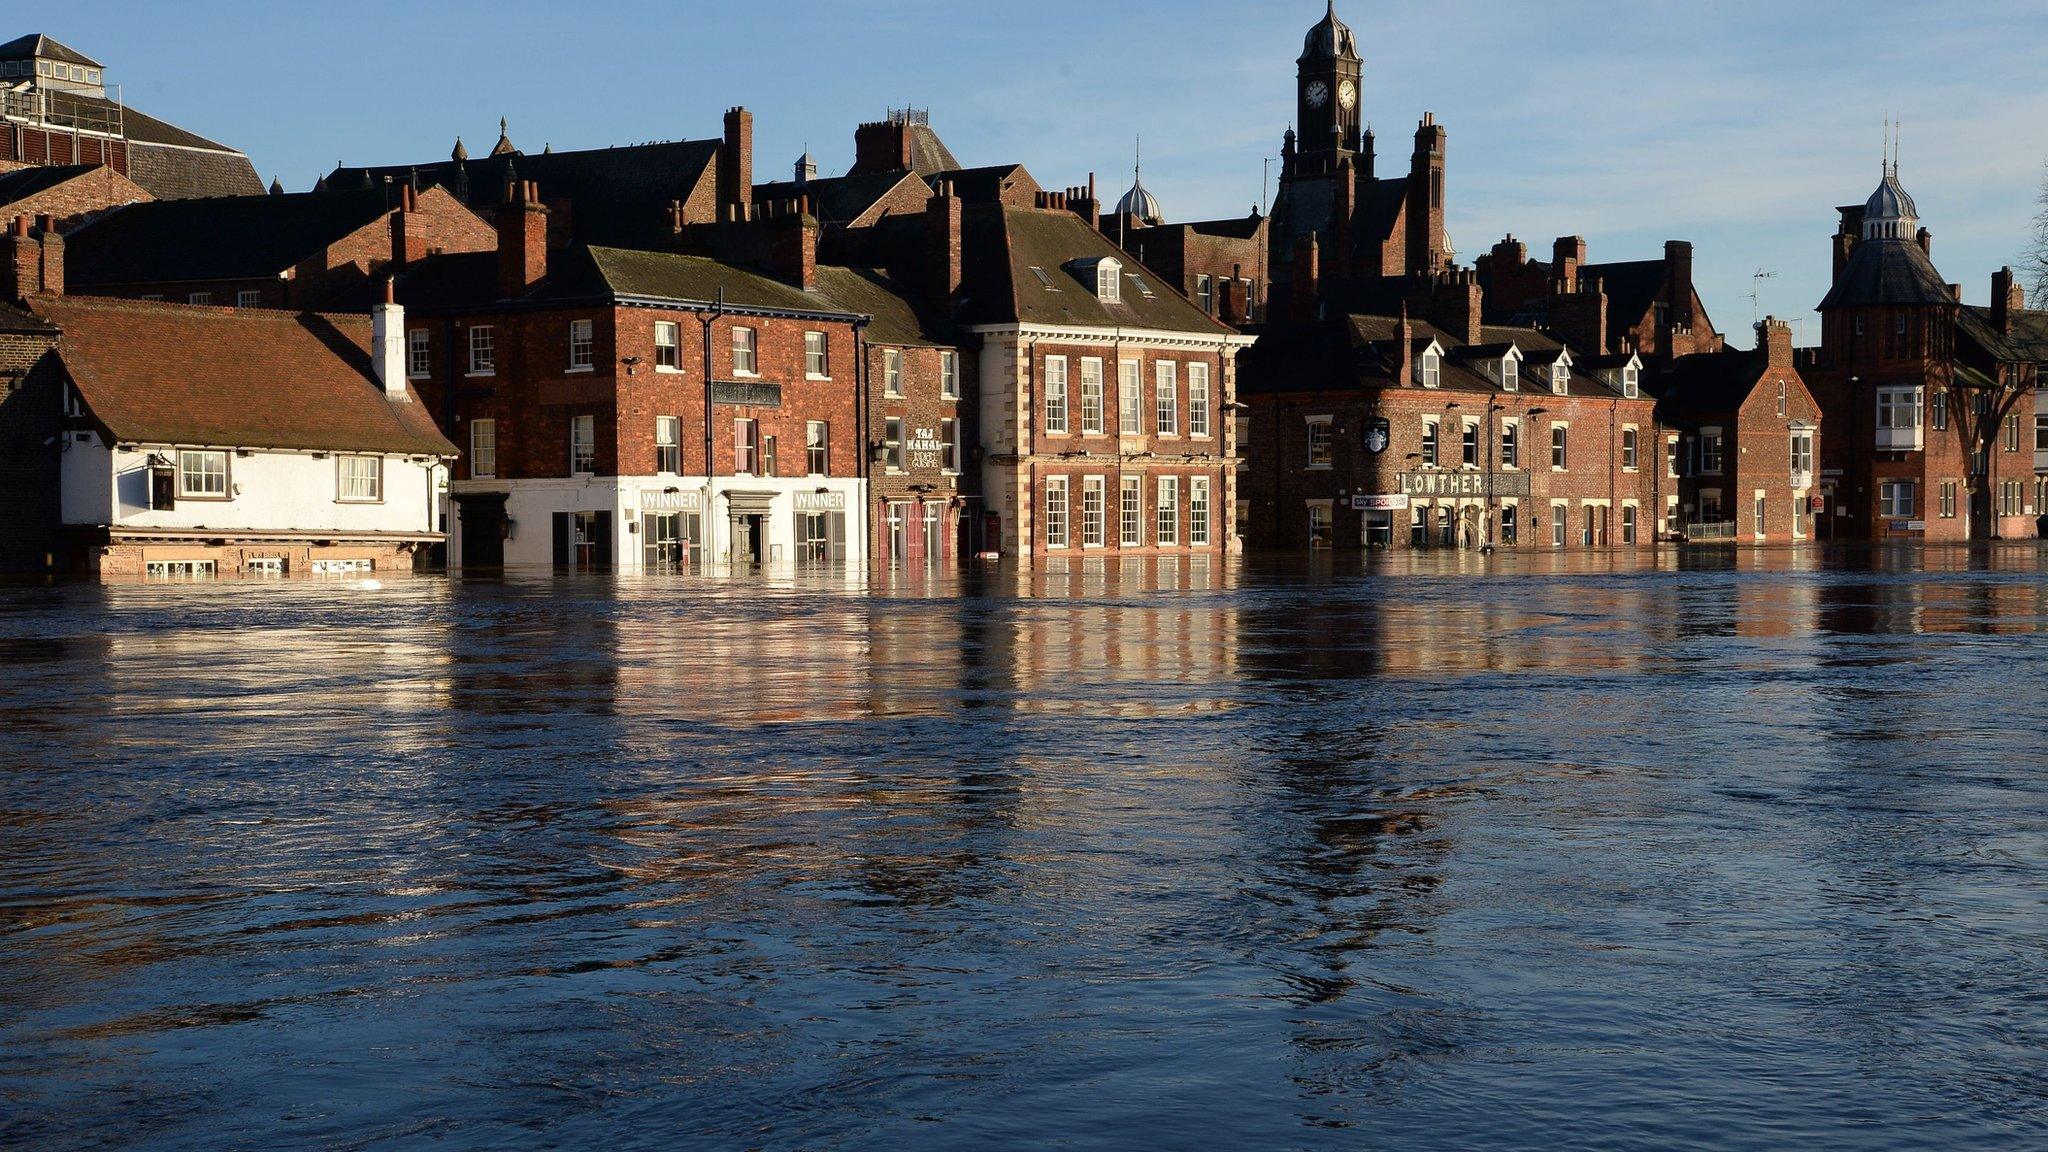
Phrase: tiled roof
[
  {"left": 925, "top": 164, "right": 1036, "bottom": 204},
  {"left": 1817, "top": 238, "right": 1953, "bottom": 310},
  {"left": 1956, "top": 305, "right": 2048, "bottom": 364},
  {"left": 814, "top": 265, "right": 951, "bottom": 347},
  {"left": 1579, "top": 259, "right": 1665, "bottom": 325},
  {"left": 579, "top": 246, "right": 857, "bottom": 316},
  {"left": 963, "top": 204, "right": 1233, "bottom": 334},
  {"left": 0, "top": 301, "right": 56, "bottom": 334},
  {"left": 1243, "top": 311, "right": 1621, "bottom": 400},
  {"left": 65, "top": 187, "right": 397, "bottom": 285},
  {"left": 330, "top": 139, "right": 722, "bottom": 251},
  {"left": 31, "top": 295, "right": 456, "bottom": 456}
]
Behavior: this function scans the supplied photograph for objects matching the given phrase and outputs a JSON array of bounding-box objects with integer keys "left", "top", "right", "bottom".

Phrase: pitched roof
[
  {"left": 1818, "top": 238, "right": 1953, "bottom": 310},
  {"left": 814, "top": 265, "right": 950, "bottom": 347},
  {"left": 329, "top": 139, "right": 722, "bottom": 251},
  {"left": 1955, "top": 304, "right": 2048, "bottom": 365},
  {"left": 0, "top": 164, "right": 102, "bottom": 205},
  {"left": 1647, "top": 349, "right": 1767, "bottom": 417},
  {"left": 0, "top": 301, "right": 56, "bottom": 335},
  {"left": 64, "top": 187, "right": 398, "bottom": 285},
  {"left": 31, "top": 295, "right": 455, "bottom": 455},
  {"left": 0, "top": 33, "right": 101, "bottom": 68},
  {"left": 1241, "top": 310, "right": 1623, "bottom": 400},
  {"left": 926, "top": 164, "right": 1036, "bottom": 204},
  {"left": 963, "top": 205, "right": 1233, "bottom": 334},
  {"left": 575, "top": 246, "right": 860, "bottom": 316},
  {"left": 753, "top": 170, "right": 927, "bottom": 229}
]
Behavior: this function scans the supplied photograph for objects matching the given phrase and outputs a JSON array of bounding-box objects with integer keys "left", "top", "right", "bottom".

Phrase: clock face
[
  {"left": 1305, "top": 80, "right": 1329, "bottom": 109},
  {"left": 1338, "top": 80, "right": 1357, "bottom": 111}
]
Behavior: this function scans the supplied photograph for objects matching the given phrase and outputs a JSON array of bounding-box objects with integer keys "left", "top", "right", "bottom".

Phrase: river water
[{"left": 2, "top": 547, "right": 2045, "bottom": 1150}]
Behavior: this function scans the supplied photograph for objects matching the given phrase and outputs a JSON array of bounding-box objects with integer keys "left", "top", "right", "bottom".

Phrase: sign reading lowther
[{"left": 1396, "top": 471, "right": 1532, "bottom": 499}]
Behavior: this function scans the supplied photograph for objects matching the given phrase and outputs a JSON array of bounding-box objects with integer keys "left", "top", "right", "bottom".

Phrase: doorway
[{"left": 456, "top": 493, "right": 507, "bottom": 569}]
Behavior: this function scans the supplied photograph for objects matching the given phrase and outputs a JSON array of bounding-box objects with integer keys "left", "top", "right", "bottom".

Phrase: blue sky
[{"left": 46, "top": 1, "right": 2048, "bottom": 346}]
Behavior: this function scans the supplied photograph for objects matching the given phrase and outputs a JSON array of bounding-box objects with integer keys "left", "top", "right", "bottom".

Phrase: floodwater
[{"left": 1, "top": 547, "right": 2045, "bottom": 1151}]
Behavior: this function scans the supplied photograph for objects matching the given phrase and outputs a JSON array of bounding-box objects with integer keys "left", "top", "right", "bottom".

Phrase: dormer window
[
  {"left": 1096, "top": 259, "right": 1123, "bottom": 303},
  {"left": 1622, "top": 365, "right": 1639, "bottom": 399},
  {"left": 1551, "top": 363, "right": 1570, "bottom": 395},
  {"left": 1416, "top": 348, "right": 1441, "bottom": 388},
  {"left": 1502, "top": 357, "right": 1519, "bottom": 391}
]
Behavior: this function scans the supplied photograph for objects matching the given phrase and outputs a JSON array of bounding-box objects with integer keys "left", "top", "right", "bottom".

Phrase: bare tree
[
  {"left": 2031, "top": 158, "right": 2048, "bottom": 303},
  {"left": 1943, "top": 372, "right": 2030, "bottom": 538}
]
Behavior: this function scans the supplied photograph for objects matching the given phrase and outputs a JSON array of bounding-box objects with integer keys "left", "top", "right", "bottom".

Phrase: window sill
[
  {"left": 566, "top": 366, "right": 595, "bottom": 375},
  {"left": 808, "top": 375, "right": 833, "bottom": 382},
  {"left": 406, "top": 373, "right": 429, "bottom": 382},
  {"left": 336, "top": 499, "right": 386, "bottom": 506},
  {"left": 655, "top": 365, "right": 682, "bottom": 375},
  {"left": 732, "top": 370, "right": 760, "bottom": 379},
  {"left": 465, "top": 370, "right": 496, "bottom": 378}
]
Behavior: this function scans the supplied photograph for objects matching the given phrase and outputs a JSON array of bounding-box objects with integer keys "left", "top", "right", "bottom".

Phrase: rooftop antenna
[{"left": 1749, "top": 268, "right": 1777, "bottom": 327}]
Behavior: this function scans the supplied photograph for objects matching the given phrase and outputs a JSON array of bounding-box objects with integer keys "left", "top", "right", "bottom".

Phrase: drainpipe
[
  {"left": 697, "top": 288, "right": 727, "bottom": 568},
  {"left": 854, "top": 315, "right": 871, "bottom": 574}
]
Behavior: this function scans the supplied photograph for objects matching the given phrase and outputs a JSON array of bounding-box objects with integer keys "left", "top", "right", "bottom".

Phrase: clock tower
[{"left": 1296, "top": 2, "right": 1363, "bottom": 163}]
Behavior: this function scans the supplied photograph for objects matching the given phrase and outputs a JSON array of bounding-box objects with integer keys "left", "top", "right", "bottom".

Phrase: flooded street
[{"left": 2, "top": 548, "right": 2046, "bottom": 1150}]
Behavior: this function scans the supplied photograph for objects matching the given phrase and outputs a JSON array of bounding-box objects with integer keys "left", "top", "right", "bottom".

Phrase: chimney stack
[
  {"left": 1552, "top": 235, "right": 1585, "bottom": 293},
  {"left": 1992, "top": 266, "right": 2022, "bottom": 333},
  {"left": 33, "top": 214, "right": 62, "bottom": 298},
  {"left": 850, "top": 116, "right": 914, "bottom": 176},
  {"left": 1917, "top": 227, "right": 1933, "bottom": 257},
  {"left": 926, "top": 182, "right": 962, "bottom": 303},
  {"left": 495, "top": 179, "right": 549, "bottom": 298},
  {"left": 1756, "top": 315, "right": 1794, "bottom": 369},
  {"left": 372, "top": 278, "right": 408, "bottom": 398},
  {"left": 773, "top": 209, "right": 819, "bottom": 291},
  {"left": 720, "top": 107, "right": 754, "bottom": 221},
  {"left": 1664, "top": 240, "right": 1694, "bottom": 329}
]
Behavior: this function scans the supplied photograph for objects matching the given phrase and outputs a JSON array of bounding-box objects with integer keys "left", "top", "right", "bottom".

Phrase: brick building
[
  {"left": 1805, "top": 165, "right": 2042, "bottom": 540},
  {"left": 1476, "top": 235, "right": 1726, "bottom": 361},
  {"left": 1241, "top": 300, "right": 1664, "bottom": 551},
  {"left": 397, "top": 181, "right": 907, "bottom": 572},
  {"left": 946, "top": 199, "right": 1253, "bottom": 561},
  {"left": 0, "top": 163, "right": 149, "bottom": 232},
  {"left": 0, "top": 33, "right": 263, "bottom": 199},
  {"left": 0, "top": 223, "right": 455, "bottom": 576},
  {"left": 62, "top": 183, "right": 494, "bottom": 310},
  {"left": 1653, "top": 318, "right": 1823, "bottom": 543}
]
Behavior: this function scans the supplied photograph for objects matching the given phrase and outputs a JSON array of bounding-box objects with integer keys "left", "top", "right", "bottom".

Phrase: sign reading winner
[{"left": 1395, "top": 471, "right": 1532, "bottom": 498}]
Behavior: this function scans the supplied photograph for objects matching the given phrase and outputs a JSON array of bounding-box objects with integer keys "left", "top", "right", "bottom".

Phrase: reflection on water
[{"left": 2, "top": 546, "right": 2046, "bottom": 1150}]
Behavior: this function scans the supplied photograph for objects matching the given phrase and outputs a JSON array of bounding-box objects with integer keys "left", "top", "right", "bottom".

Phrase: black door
[{"left": 457, "top": 494, "right": 507, "bottom": 569}]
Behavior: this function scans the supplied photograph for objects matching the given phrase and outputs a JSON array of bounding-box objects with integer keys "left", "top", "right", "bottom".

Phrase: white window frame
[
  {"left": 470, "top": 418, "right": 497, "bottom": 479},
  {"left": 235, "top": 289, "right": 262, "bottom": 309},
  {"left": 570, "top": 414, "right": 597, "bottom": 475},
  {"left": 656, "top": 415, "right": 682, "bottom": 475},
  {"left": 1118, "top": 361, "right": 1142, "bottom": 433},
  {"left": 1461, "top": 419, "right": 1480, "bottom": 469},
  {"left": 1120, "top": 477, "right": 1143, "bottom": 546},
  {"left": 1188, "top": 362, "right": 1211, "bottom": 438},
  {"left": 732, "top": 326, "right": 758, "bottom": 376},
  {"left": 338, "top": 454, "right": 384, "bottom": 503},
  {"left": 1421, "top": 418, "right": 1440, "bottom": 469},
  {"left": 1551, "top": 503, "right": 1568, "bottom": 547},
  {"left": 1081, "top": 476, "right": 1106, "bottom": 548},
  {"left": 1500, "top": 418, "right": 1519, "bottom": 470},
  {"left": 569, "top": 319, "right": 595, "bottom": 371},
  {"left": 1155, "top": 362, "right": 1179, "bottom": 437},
  {"left": 940, "top": 350, "right": 959, "bottom": 399},
  {"left": 1306, "top": 417, "right": 1333, "bottom": 468},
  {"left": 1550, "top": 423, "right": 1569, "bottom": 471},
  {"left": 467, "top": 325, "right": 496, "bottom": 375},
  {"left": 1879, "top": 480, "right": 1915, "bottom": 518},
  {"left": 1189, "top": 476, "right": 1211, "bottom": 546},
  {"left": 1096, "top": 259, "right": 1122, "bottom": 303},
  {"left": 1700, "top": 427, "right": 1724, "bottom": 475},
  {"left": 655, "top": 321, "right": 681, "bottom": 371},
  {"left": 808, "top": 331, "right": 833, "bottom": 380},
  {"left": 1621, "top": 425, "right": 1639, "bottom": 472},
  {"left": 1080, "top": 358, "right": 1105, "bottom": 435},
  {"left": 406, "top": 328, "right": 430, "bottom": 378},
  {"left": 1502, "top": 357, "right": 1519, "bottom": 392},
  {"left": 882, "top": 417, "right": 904, "bottom": 473},
  {"left": 177, "top": 449, "right": 229, "bottom": 498},
  {"left": 1045, "top": 476, "right": 1070, "bottom": 548},
  {"left": 1044, "top": 356, "right": 1069, "bottom": 434},
  {"left": 1416, "top": 349, "right": 1441, "bottom": 388},
  {"left": 806, "top": 420, "right": 829, "bottom": 476},
  {"left": 940, "top": 418, "right": 958, "bottom": 474},
  {"left": 1156, "top": 476, "right": 1180, "bottom": 545}
]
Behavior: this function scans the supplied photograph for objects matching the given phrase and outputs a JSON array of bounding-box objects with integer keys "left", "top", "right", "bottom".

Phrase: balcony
[
  {"left": 1685, "top": 521, "right": 1737, "bottom": 542},
  {"left": 1875, "top": 427, "right": 1922, "bottom": 451}
]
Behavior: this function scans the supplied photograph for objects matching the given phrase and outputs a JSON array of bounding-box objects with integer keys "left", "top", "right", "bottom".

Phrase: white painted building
[{"left": 33, "top": 292, "right": 457, "bottom": 577}]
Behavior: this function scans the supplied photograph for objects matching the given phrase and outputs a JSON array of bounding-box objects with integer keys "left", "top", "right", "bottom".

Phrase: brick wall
[{"left": 0, "top": 165, "right": 151, "bottom": 232}]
